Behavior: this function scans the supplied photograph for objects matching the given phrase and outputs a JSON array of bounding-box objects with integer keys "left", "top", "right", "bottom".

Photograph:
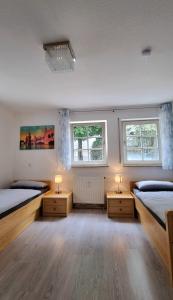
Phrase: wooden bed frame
[
  {"left": 0, "top": 180, "right": 51, "bottom": 252},
  {"left": 130, "top": 181, "right": 173, "bottom": 285}
]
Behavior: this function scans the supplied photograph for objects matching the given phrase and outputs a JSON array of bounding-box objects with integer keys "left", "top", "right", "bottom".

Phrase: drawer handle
[
  {"left": 119, "top": 200, "right": 122, "bottom": 204},
  {"left": 120, "top": 208, "right": 122, "bottom": 211},
  {"left": 53, "top": 200, "right": 56, "bottom": 204},
  {"left": 53, "top": 207, "right": 56, "bottom": 211}
]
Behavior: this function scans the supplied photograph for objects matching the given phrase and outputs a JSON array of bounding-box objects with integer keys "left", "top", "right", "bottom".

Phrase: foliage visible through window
[
  {"left": 71, "top": 122, "right": 107, "bottom": 164},
  {"left": 122, "top": 120, "right": 161, "bottom": 165}
]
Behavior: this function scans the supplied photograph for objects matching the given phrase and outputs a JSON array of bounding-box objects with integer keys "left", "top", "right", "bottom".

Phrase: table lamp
[
  {"left": 55, "top": 175, "right": 62, "bottom": 194},
  {"left": 115, "top": 174, "right": 122, "bottom": 194}
]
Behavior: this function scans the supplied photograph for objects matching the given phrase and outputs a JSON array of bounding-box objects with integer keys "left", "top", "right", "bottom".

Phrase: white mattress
[
  {"left": 134, "top": 189, "right": 173, "bottom": 227},
  {"left": 0, "top": 189, "right": 41, "bottom": 217}
]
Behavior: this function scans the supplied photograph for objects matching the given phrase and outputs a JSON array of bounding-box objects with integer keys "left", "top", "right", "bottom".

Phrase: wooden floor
[{"left": 0, "top": 209, "right": 173, "bottom": 300}]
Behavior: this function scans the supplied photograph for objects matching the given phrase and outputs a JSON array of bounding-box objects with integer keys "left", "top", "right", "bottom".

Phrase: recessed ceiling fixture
[
  {"left": 142, "top": 46, "right": 152, "bottom": 56},
  {"left": 43, "top": 41, "right": 76, "bottom": 72}
]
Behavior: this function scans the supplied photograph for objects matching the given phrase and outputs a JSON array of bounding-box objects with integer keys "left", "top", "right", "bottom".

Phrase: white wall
[
  {"left": 13, "top": 107, "right": 173, "bottom": 192},
  {"left": 0, "top": 105, "right": 15, "bottom": 187}
]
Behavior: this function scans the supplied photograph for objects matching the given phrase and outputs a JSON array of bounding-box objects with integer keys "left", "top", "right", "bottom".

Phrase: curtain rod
[{"left": 71, "top": 105, "right": 160, "bottom": 113}]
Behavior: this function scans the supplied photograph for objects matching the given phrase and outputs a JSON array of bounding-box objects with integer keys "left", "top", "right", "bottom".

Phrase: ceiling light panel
[{"left": 43, "top": 41, "right": 76, "bottom": 72}]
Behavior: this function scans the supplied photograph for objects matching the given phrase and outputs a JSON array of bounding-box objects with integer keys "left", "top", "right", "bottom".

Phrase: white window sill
[
  {"left": 123, "top": 163, "right": 162, "bottom": 167},
  {"left": 72, "top": 164, "right": 109, "bottom": 168}
]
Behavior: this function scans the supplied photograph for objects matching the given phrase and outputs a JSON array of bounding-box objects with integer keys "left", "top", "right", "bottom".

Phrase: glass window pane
[
  {"left": 73, "top": 126, "right": 88, "bottom": 138},
  {"left": 127, "top": 149, "right": 142, "bottom": 161},
  {"left": 126, "top": 136, "right": 141, "bottom": 147},
  {"left": 143, "top": 149, "right": 159, "bottom": 161},
  {"left": 72, "top": 122, "right": 106, "bottom": 164},
  {"left": 73, "top": 150, "right": 79, "bottom": 162},
  {"left": 89, "top": 150, "right": 103, "bottom": 161},
  {"left": 73, "top": 150, "right": 88, "bottom": 161},
  {"left": 141, "top": 124, "right": 157, "bottom": 136},
  {"left": 124, "top": 121, "right": 160, "bottom": 163},
  {"left": 142, "top": 137, "right": 158, "bottom": 147},
  {"left": 73, "top": 139, "right": 78, "bottom": 150},
  {"left": 88, "top": 125, "right": 102, "bottom": 137},
  {"left": 74, "top": 138, "right": 87, "bottom": 150},
  {"left": 89, "top": 137, "right": 102, "bottom": 149},
  {"left": 126, "top": 125, "right": 141, "bottom": 136}
]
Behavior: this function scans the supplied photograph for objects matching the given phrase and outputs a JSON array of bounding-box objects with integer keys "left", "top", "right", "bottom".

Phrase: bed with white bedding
[
  {"left": 0, "top": 180, "right": 50, "bottom": 252},
  {"left": 131, "top": 180, "right": 173, "bottom": 285}
]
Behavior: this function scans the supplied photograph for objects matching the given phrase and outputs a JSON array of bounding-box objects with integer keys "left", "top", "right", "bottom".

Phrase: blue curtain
[
  {"left": 57, "top": 109, "right": 71, "bottom": 170},
  {"left": 160, "top": 102, "right": 173, "bottom": 170}
]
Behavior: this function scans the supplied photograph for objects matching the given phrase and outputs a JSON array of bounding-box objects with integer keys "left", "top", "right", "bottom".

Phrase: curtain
[
  {"left": 160, "top": 102, "right": 173, "bottom": 170},
  {"left": 57, "top": 109, "right": 71, "bottom": 170}
]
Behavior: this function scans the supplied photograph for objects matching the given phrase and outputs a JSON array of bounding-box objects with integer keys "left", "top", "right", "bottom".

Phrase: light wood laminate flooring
[{"left": 0, "top": 209, "right": 173, "bottom": 300}]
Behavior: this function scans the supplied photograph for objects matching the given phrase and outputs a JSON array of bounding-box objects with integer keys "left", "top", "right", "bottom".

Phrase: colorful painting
[{"left": 20, "top": 125, "right": 55, "bottom": 150}]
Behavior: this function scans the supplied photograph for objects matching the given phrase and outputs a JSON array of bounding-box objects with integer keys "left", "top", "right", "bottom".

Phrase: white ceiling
[{"left": 0, "top": 0, "right": 173, "bottom": 111}]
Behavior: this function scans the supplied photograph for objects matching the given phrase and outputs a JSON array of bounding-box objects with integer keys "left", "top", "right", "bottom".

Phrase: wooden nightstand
[
  {"left": 106, "top": 192, "right": 134, "bottom": 218},
  {"left": 42, "top": 192, "right": 72, "bottom": 217}
]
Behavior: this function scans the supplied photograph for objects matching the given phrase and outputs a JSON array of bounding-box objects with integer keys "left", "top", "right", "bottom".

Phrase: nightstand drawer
[
  {"left": 43, "top": 204, "right": 66, "bottom": 214},
  {"left": 109, "top": 206, "right": 132, "bottom": 214},
  {"left": 108, "top": 199, "right": 133, "bottom": 207},
  {"left": 44, "top": 198, "right": 66, "bottom": 206}
]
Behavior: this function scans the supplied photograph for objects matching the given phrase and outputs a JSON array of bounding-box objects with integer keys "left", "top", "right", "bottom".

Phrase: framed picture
[{"left": 20, "top": 125, "right": 55, "bottom": 150}]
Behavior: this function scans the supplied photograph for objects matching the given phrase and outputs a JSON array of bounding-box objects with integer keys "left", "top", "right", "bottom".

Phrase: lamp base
[{"left": 55, "top": 190, "right": 61, "bottom": 194}]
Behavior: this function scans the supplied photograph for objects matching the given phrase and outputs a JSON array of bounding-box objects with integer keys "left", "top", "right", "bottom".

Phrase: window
[
  {"left": 70, "top": 121, "right": 107, "bottom": 166},
  {"left": 121, "top": 119, "right": 161, "bottom": 165}
]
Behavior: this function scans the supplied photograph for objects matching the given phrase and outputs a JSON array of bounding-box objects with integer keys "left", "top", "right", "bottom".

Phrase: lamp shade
[
  {"left": 115, "top": 175, "right": 122, "bottom": 183},
  {"left": 55, "top": 175, "right": 62, "bottom": 184}
]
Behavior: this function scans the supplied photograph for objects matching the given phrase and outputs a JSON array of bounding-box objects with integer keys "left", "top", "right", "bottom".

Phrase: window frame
[
  {"left": 70, "top": 120, "right": 108, "bottom": 167},
  {"left": 120, "top": 118, "right": 162, "bottom": 166}
]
